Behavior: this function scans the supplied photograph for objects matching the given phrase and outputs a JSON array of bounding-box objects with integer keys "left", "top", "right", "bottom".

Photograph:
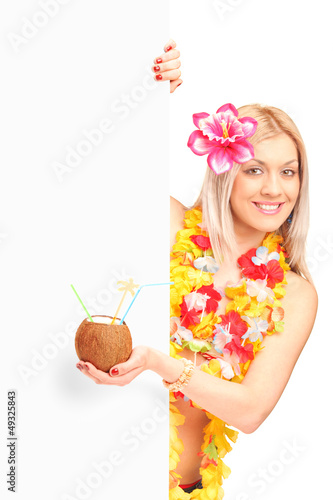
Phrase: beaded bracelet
[{"left": 162, "top": 358, "right": 195, "bottom": 392}]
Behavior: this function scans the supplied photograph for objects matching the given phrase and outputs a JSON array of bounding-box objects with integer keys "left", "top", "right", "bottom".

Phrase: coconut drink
[
  {"left": 75, "top": 315, "right": 132, "bottom": 372},
  {"left": 71, "top": 279, "right": 173, "bottom": 374}
]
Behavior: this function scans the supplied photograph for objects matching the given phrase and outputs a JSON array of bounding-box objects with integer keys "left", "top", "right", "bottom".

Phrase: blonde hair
[{"left": 190, "top": 103, "right": 312, "bottom": 283}]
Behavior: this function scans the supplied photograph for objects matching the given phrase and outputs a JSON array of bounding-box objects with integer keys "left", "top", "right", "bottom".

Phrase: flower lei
[{"left": 169, "top": 207, "right": 290, "bottom": 500}]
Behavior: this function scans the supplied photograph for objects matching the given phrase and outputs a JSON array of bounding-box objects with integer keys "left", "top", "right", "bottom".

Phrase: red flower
[
  {"left": 242, "top": 264, "right": 267, "bottom": 280},
  {"left": 173, "top": 391, "right": 185, "bottom": 400},
  {"left": 266, "top": 260, "right": 284, "bottom": 288},
  {"left": 196, "top": 283, "right": 222, "bottom": 313},
  {"left": 238, "top": 247, "right": 284, "bottom": 286},
  {"left": 190, "top": 234, "right": 211, "bottom": 250},
  {"left": 224, "top": 336, "right": 254, "bottom": 363},
  {"left": 237, "top": 248, "right": 256, "bottom": 269},
  {"left": 180, "top": 300, "right": 201, "bottom": 328},
  {"left": 238, "top": 248, "right": 266, "bottom": 280},
  {"left": 220, "top": 310, "right": 248, "bottom": 338}
]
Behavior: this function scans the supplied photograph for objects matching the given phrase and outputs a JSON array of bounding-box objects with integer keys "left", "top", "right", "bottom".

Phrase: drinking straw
[
  {"left": 110, "top": 292, "right": 127, "bottom": 325},
  {"left": 70, "top": 284, "right": 94, "bottom": 323},
  {"left": 111, "top": 278, "right": 139, "bottom": 325},
  {"left": 119, "top": 282, "right": 174, "bottom": 325}
]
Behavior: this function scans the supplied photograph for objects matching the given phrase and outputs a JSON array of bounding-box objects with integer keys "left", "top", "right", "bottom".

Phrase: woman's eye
[
  {"left": 282, "top": 169, "right": 297, "bottom": 176},
  {"left": 245, "top": 168, "right": 262, "bottom": 175}
]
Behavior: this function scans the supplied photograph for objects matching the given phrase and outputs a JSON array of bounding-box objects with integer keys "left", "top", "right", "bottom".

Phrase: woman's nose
[{"left": 260, "top": 173, "right": 283, "bottom": 198}]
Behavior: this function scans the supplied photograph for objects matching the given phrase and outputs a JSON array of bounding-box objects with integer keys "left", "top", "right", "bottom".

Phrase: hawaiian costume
[{"left": 169, "top": 206, "right": 290, "bottom": 499}]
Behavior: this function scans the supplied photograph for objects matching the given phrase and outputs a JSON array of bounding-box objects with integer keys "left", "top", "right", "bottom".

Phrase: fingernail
[
  {"left": 177, "top": 82, "right": 183, "bottom": 87},
  {"left": 153, "top": 65, "right": 160, "bottom": 72},
  {"left": 165, "top": 45, "right": 172, "bottom": 52},
  {"left": 111, "top": 368, "right": 119, "bottom": 376},
  {"left": 77, "top": 365, "right": 83, "bottom": 371},
  {"left": 156, "top": 74, "right": 163, "bottom": 81},
  {"left": 84, "top": 364, "right": 89, "bottom": 371},
  {"left": 155, "top": 57, "right": 162, "bottom": 64}
]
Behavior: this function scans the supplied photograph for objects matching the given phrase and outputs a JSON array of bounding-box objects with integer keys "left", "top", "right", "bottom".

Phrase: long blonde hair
[{"left": 190, "top": 103, "right": 312, "bottom": 283}]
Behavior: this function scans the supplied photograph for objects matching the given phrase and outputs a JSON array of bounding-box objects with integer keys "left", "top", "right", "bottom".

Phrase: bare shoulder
[
  {"left": 170, "top": 196, "right": 187, "bottom": 251},
  {"left": 285, "top": 270, "right": 318, "bottom": 306}
]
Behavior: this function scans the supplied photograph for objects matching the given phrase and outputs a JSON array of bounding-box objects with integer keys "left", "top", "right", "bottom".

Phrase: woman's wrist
[{"left": 146, "top": 346, "right": 185, "bottom": 383}]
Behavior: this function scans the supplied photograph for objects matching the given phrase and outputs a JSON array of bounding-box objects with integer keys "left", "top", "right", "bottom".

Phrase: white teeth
[{"left": 255, "top": 203, "right": 280, "bottom": 211}]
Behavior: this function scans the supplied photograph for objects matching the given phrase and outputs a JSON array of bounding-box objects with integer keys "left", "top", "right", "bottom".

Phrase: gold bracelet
[{"left": 162, "top": 358, "right": 195, "bottom": 392}]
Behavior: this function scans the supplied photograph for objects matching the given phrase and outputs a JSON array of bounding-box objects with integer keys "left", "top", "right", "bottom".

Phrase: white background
[
  {"left": 170, "top": 0, "right": 332, "bottom": 499},
  {"left": 1, "top": 1, "right": 332, "bottom": 500},
  {"left": 1, "top": 1, "right": 170, "bottom": 499}
]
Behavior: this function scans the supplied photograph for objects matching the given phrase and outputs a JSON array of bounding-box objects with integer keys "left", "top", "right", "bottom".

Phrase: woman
[{"left": 76, "top": 40, "right": 318, "bottom": 499}]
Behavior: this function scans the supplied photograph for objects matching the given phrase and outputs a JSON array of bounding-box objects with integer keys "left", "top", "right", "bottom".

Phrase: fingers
[
  {"left": 76, "top": 353, "right": 145, "bottom": 387},
  {"left": 76, "top": 361, "right": 108, "bottom": 384},
  {"left": 153, "top": 39, "right": 181, "bottom": 93},
  {"left": 163, "top": 38, "right": 177, "bottom": 53},
  {"left": 110, "top": 347, "right": 145, "bottom": 378},
  {"left": 170, "top": 79, "right": 183, "bottom": 93},
  {"left": 152, "top": 58, "right": 181, "bottom": 75},
  {"left": 154, "top": 48, "right": 180, "bottom": 65},
  {"left": 153, "top": 68, "right": 181, "bottom": 83}
]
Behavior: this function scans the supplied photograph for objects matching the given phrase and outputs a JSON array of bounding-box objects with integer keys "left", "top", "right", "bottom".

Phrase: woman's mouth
[{"left": 252, "top": 201, "right": 285, "bottom": 215}]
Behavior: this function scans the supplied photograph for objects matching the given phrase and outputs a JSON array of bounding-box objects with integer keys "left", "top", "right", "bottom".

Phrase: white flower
[
  {"left": 170, "top": 317, "right": 193, "bottom": 345},
  {"left": 251, "top": 246, "right": 280, "bottom": 266},
  {"left": 241, "top": 316, "right": 268, "bottom": 342},
  {"left": 213, "top": 324, "right": 233, "bottom": 353},
  {"left": 184, "top": 292, "right": 209, "bottom": 311},
  {"left": 246, "top": 278, "right": 275, "bottom": 303},
  {"left": 193, "top": 256, "right": 220, "bottom": 273}
]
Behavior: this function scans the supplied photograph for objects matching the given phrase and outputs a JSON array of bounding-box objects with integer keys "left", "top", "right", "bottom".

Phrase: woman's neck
[{"left": 234, "top": 225, "right": 267, "bottom": 257}]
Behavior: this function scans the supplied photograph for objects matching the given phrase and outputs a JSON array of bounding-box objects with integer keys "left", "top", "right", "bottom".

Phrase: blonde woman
[{"left": 76, "top": 41, "right": 318, "bottom": 498}]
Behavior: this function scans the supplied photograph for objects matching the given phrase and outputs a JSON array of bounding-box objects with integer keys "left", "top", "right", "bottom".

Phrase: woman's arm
[
  {"left": 78, "top": 272, "right": 317, "bottom": 434},
  {"left": 148, "top": 273, "right": 317, "bottom": 433}
]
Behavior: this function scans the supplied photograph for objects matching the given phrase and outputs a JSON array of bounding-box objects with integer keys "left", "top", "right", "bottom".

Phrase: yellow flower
[
  {"left": 226, "top": 294, "right": 250, "bottom": 314},
  {"left": 279, "top": 251, "right": 290, "bottom": 271},
  {"left": 200, "top": 359, "right": 222, "bottom": 378},
  {"left": 190, "top": 312, "right": 220, "bottom": 339},
  {"left": 272, "top": 282, "right": 286, "bottom": 299},
  {"left": 224, "top": 280, "right": 247, "bottom": 299},
  {"left": 185, "top": 267, "right": 213, "bottom": 289},
  {"left": 262, "top": 232, "right": 283, "bottom": 252},
  {"left": 184, "top": 207, "right": 203, "bottom": 228},
  {"left": 170, "top": 341, "right": 184, "bottom": 358},
  {"left": 245, "top": 299, "right": 267, "bottom": 317},
  {"left": 170, "top": 403, "right": 186, "bottom": 426},
  {"left": 169, "top": 485, "right": 192, "bottom": 499}
]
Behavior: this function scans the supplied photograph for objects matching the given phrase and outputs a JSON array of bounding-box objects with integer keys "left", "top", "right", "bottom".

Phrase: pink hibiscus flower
[{"left": 187, "top": 103, "right": 257, "bottom": 174}]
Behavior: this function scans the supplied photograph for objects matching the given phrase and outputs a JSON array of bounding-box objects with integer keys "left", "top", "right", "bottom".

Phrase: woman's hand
[
  {"left": 152, "top": 39, "right": 182, "bottom": 93},
  {"left": 76, "top": 345, "right": 151, "bottom": 386}
]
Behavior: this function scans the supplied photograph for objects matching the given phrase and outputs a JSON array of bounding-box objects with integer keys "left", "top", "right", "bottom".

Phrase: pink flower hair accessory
[{"left": 187, "top": 103, "right": 258, "bottom": 175}]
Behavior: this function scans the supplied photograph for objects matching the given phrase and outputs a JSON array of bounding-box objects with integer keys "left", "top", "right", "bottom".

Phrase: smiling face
[{"left": 230, "top": 133, "right": 300, "bottom": 235}]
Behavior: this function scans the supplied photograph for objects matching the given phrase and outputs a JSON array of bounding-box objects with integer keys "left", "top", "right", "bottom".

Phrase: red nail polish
[
  {"left": 156, "top": 74, "right": 163, "bottom": 81},
  {"left": 111, "top": 368, "right": 119, "bottom": 376},
  {"left": 77, "top": 365, "right": 83, "bottom": 371},
  {"left": 165, "top": 45, "right": 172, "bottom": 52},
  {"left": 155, "top": 57, "right": 162, "bottom": 64},
  {"left": 153, "top": 65, "right": 160, "bottom": 72},
  {"left": 84, "top": 364, "right": 89, "bottom": 371}
]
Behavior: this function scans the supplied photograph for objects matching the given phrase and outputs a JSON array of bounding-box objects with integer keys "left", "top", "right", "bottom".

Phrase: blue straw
[{"left": 119, "top": 282, "right": 174, "bottom": 324}]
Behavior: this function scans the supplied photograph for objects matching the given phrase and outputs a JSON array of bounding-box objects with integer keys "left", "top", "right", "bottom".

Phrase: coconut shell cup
[{"left": 75, "top": 315, "right": 132, "bottom": 372}]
